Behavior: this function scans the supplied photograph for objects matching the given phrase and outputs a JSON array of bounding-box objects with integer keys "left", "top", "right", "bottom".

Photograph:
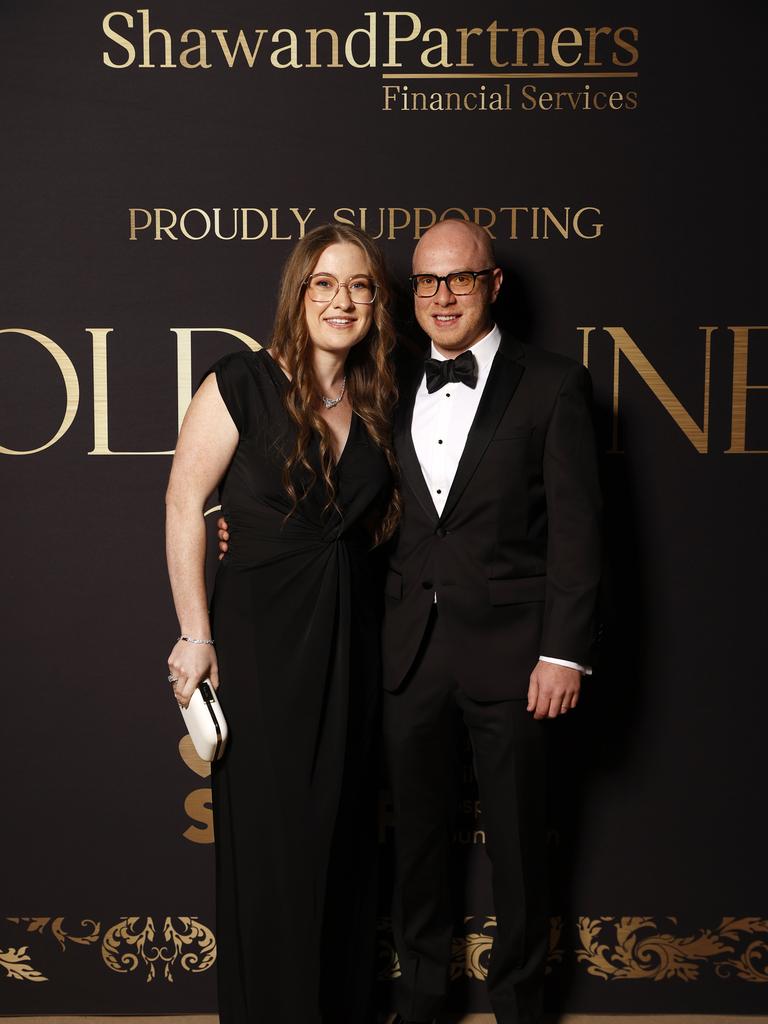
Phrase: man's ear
[{"left": 490, "top": 267, "right": 503, "bottom": 303}]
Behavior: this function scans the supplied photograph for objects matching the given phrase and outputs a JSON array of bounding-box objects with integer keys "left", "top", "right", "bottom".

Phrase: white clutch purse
[{"left": 179, "top": 679, "right": 228, "bottom": 762}]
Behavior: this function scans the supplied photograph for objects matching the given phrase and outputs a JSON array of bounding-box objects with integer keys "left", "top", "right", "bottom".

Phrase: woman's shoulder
[
  {"left": 208, "top": 347, "right": 284, "bottom": 392},
  {"left": 209, "top": 346, "right": 269, "bottom": 377},
  {"left": 206, "top": 347, "right": 279, "bottom": 434}
]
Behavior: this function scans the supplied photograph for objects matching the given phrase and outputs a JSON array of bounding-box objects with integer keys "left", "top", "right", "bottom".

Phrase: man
[
  {"left": 380, "top": 220, "right": 601, "bottom": 1024},
  {"left": 218, "top": 219, "right": 601, "bottom": 1023}
]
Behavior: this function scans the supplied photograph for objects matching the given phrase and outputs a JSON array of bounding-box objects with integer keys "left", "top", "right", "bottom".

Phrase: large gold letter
[
  {"left": 88, "top": 327, "right": 174, "bottom": 455},
  {"left": 172, "top": 328, "right": 261, "bottom": 432},
  {"left": 102, "top": 11, "right": 136, "bottom": 68},
  {"left": 183, "top": 788, "right": 214, "bottom": 843},
  {"left": 383, "top": 11, "right": 421, "bottom": 67},
  {"left": 725, "top": 326, "right": 768, "bottom": 453},
  {"left": 0, "top": 329, "right": 80, "bottom": 454},
  {"left": 580, "top": 326, "right": 713, "bottom": 453},
  {"left": 89, "top": 327, "right": 261, "bottom": 454}
]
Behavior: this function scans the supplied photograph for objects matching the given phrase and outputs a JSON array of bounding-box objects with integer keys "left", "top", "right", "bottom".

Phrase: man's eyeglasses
[
  {"left": 409, "top": 268, "right": 494, "bottom": 298},
  {"left": 304, "top": 273, "right": 377, "bottom": 305}
]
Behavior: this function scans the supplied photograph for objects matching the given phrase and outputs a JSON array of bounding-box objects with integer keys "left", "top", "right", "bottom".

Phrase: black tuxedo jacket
[{"left": 382, "top": 332, "right": 602, "bottom": 700}]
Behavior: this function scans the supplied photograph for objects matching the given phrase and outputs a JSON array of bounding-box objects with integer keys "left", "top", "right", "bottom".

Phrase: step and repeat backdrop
[{"left": 2, "top": 1, "right": 766, "bottom": 1016}]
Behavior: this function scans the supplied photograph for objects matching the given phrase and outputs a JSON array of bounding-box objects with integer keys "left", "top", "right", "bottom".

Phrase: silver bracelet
[{"left": 178, "top": 635, "right": 215, "bottom": 646}]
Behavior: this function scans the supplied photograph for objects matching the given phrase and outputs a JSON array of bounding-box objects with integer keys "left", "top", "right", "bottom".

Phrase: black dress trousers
[{"left": 382, "top": 607, "right": 549, "bottom": 1024}]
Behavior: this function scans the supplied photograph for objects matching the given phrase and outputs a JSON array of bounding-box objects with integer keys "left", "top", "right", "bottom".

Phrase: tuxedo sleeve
[{"left": 541, "top": 363, "right": 602, "bottom": 665}]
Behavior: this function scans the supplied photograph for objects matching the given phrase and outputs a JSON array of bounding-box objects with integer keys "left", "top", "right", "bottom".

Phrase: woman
[{"left": 165, "top": 224, "right": 399, "bottom": 1023}]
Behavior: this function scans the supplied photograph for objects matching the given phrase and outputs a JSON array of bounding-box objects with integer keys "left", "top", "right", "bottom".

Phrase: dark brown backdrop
[{"left": 1, "top": 1, "right": 766, "bottom": 1015}]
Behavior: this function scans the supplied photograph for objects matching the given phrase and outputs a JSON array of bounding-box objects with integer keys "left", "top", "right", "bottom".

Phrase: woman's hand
[{"left": 167, "top": 639, "right": 220, "bottom": 709}]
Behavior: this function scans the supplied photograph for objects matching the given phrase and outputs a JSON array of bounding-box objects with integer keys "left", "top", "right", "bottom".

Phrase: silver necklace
[{"left": 321, "top": 375, "right": 346, "bottom": 409}]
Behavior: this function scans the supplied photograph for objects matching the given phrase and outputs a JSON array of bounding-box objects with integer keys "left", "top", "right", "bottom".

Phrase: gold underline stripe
[{"left": 382, "top": 72, "right": 639, "bottom": 80}]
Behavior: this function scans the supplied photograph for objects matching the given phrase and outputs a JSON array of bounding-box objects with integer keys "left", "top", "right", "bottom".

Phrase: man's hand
[
  {"left": 216, "top": 516, "right": 229, "bottom": 560},
  {"left": 527, "top": 661, "right": 581, "bottom": 719}
]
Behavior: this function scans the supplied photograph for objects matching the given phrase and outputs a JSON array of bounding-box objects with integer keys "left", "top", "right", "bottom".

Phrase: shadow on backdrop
[{"left": 544, "top": 396, "right": 647, "bottom": 1013}]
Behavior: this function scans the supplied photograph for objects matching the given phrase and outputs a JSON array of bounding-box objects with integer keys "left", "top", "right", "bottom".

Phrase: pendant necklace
[{"left": 321, "top": 376, "right": 346, "bottom": 409}]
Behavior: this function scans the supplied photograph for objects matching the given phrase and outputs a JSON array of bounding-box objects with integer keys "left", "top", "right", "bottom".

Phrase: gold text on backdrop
[
  {"left": 2, "top": 328, "right": 766, "bottom": 456},
  {"left": 579, "top": 326, "right": 768, "bottom": 454},
  {"left": 101, "top": 11, "right": 639, "bottom": 72},
  {"left": 127, "top": 206, "right": 604, "bottom": 241}
]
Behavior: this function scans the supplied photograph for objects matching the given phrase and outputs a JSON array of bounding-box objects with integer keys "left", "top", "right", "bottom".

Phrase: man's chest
[{"left": 409, "top": 385, "right": 481, "bottom": 513}]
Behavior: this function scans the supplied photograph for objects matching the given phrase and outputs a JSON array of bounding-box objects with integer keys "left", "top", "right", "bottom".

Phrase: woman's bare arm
[{"left": 165, "top": 372, "right": 239, "bottom": 706}]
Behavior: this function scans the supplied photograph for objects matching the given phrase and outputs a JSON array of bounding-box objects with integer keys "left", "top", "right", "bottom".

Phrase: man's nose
[{"left": 434, "top": 280, "right": 456, "bottom": 305}]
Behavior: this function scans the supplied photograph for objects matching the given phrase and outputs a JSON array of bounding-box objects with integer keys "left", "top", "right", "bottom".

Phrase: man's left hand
[
  {"left": 527, "top": 661, "right": 581, "bottom": 719},
  {"left": 216, "top": 516, "right": 229, "bottom": 560}
]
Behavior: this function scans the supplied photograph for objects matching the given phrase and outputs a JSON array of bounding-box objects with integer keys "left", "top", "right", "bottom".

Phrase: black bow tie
[{"left": 424, "top": 350, "right": 478, "bottom": 394}]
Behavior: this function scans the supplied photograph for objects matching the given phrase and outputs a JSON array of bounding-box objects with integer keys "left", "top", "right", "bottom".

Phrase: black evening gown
[{"left": 206, "top": 349, "right": 391, "bottom": 1024}]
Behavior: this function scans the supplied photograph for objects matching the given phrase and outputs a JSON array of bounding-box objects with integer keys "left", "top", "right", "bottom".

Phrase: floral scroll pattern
[
  {"left": 102, "top": 917, "right": 216, "bottom": 982},
  {"left": 450, "top": 916, "right": 496, "bottom": 980},
  {"left": 2, "top": 916, "right": 215, "bottom": 984},
  {"left": 1, "top": 918, "right": 101, "bottom": 982},
  {"left": 0, "top": 946, "right": 48, "bottom": 982},
  {"left": 4, "top": 914, "right": 768, "bottom": 984},
  {"left": 577, "top": 916, "right": 768, "bottom": 982},
  {"left": 378, "top": 916, "right": 563, "bottom": 983},
  {"left": 7, "top": 917, "right": 100, "bottom": 951},
  {"left": 715, "top": 918, "right": 768, "bottom": 982}
]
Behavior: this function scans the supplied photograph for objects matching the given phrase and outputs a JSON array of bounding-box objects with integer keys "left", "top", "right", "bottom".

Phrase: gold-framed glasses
[
  {"left": 304, "top": 273, "right": 377, "bottom": 305},
  {"left": 409, "top": 268, "right": 494, "bottom": 298}
]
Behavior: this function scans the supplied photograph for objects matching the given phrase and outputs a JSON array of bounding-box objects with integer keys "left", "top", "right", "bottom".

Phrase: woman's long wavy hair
[{"left": 270, "top": 223, "right": 401, "bottom": 545}]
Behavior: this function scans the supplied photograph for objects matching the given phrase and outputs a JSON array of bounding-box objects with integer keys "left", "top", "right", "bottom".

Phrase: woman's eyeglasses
[{"left": 304, "top": 273, "right": 377, "bottom": 305}]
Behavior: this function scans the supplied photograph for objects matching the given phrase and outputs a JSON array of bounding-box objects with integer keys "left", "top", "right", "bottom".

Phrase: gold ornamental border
[
  {"left": 576, "top": 916, "right": 768, "bottom": 983},
  {"left": 1, "top": 917, "right": 215, "bottom": 983},
  {"left": 2, "top": 915, "right": 767, "bottom": 984}
]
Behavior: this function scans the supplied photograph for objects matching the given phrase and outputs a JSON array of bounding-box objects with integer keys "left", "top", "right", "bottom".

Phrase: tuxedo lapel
[
  {"left": 394, "top": 355, "right": 440, "bottom": 523},
  {"left": 440, "top": 334, "right": 525, "bottom": 523}
]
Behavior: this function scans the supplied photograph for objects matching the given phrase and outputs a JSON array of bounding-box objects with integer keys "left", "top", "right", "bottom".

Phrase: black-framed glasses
[
  {"left": 304, "top": 273, "right": 377, "bottom": 305},
  {"left": 409, "top": 268, "right": 494, "bottom": 298}
]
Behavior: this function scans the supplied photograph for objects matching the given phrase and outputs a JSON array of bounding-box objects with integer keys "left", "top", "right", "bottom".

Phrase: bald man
[{"left": 382, "top": 220, "right": 601, "bottom": 1024}]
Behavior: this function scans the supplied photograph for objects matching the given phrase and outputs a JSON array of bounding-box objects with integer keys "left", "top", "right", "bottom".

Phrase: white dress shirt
[{"left": 411, "top": 324, "right": 589, "bottom": 675}]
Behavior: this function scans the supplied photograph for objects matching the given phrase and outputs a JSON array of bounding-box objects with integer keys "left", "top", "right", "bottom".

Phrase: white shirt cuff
[{"left": 539, "top": 655, "right": 592, "bottom": 676}]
